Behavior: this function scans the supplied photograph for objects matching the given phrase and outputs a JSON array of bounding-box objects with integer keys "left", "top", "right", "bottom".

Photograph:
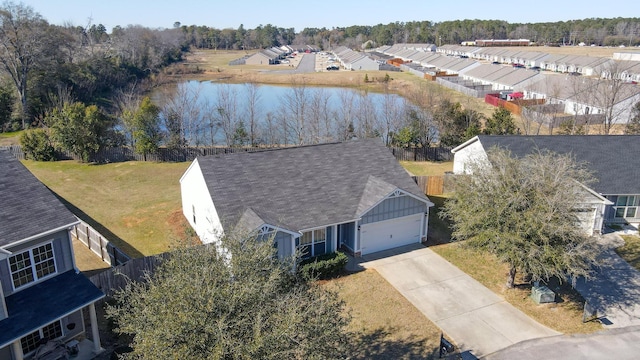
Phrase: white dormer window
[{"left": 9, "top": 242, "right": 56, "bottom": 290}]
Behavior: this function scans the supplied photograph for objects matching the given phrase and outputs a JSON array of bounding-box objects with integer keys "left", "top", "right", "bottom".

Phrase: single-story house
[
  {"left": 452, "top": 135, "right": 640, "bottom": 233},
  {"left": 0, "top": 150, "right": 105, "bottom": 360},
  {"left": 180, "top": 139, "right": 434, "bottom": 258}
]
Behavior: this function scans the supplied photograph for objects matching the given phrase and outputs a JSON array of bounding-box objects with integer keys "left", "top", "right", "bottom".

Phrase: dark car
[
  {"left": 491, "top": 61, "right": 501, "bottom": 65},
  {"left": 326, "top": 65, "right": 339, "bottom": 71},
  {"left": 529, "top": 66, "right": 541, "bottom": 71}
]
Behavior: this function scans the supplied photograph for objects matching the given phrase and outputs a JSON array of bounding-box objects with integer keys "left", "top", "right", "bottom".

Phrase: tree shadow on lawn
[
  {"left": 352, "top": 327, "right": 446, "bottom": 360},
  {"left": 48, "top": 188, "right": 144, "bottom": 259},
  {"left": 426, "top": 195, "right": 453, "bottom": 246}
]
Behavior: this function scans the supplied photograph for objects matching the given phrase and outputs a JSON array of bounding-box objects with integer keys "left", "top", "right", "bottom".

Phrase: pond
[{"left": 155, "top": 80, "right": 412, "bottom": 146}]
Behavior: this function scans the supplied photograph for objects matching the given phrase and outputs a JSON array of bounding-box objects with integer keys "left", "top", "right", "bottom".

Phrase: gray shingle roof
[
  {"left": 196, "top": 139, "right": 430, "bottom": 233},
  {"left": 0, "top": 150, "right": 78, "bottom": 248},
  {"left": 476, "top": 135, "right": 640, "bottom": 195}
]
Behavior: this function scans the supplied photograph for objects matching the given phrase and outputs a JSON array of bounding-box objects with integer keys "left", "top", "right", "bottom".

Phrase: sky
[{"left": 20, "top": 0, "right": 635, "bottom": 31}]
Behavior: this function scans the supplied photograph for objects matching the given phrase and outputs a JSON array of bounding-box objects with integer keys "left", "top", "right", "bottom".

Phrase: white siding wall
[
  {"left": 180, "top": 159, "right": 223, "bottom": 244},
  {"left": 452, "top": 139, "right": 488, "bottom": 174}
]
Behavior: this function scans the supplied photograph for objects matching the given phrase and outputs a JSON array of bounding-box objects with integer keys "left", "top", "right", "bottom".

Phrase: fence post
[
  {"left": 86, "top": 226, "right": 91, "bottom": 251},
  {"left": 99, "top": 236, "right": 105, "bottom": 262}
]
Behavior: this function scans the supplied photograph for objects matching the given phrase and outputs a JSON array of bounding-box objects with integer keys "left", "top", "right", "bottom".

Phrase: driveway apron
[{"left": 359, "top": 245, "right": 559, "bottom": 358}]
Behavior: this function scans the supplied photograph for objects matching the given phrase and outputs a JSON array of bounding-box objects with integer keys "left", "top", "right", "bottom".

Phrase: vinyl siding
[{"left": 360, "top": 195, "right": 428, "bottom": 225}]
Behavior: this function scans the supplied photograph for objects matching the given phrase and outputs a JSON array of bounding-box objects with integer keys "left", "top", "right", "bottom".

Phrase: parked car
[
  {"left": 529, "top": 66, "right": 541, "bottom": 71},
  {"left": 491, "top": 61, "right": 501, "bottom": 65},
  {"left": 326, "top": 65, "right": 339, "bottom": 71}
]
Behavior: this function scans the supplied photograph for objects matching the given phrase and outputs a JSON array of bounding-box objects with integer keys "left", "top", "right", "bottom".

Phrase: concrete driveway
[
  {"left": 355, "top": 244, "right": 559, "bottom": 358},
  {"left": 573, "top": 233, "right": 640, "bottom": 328}
]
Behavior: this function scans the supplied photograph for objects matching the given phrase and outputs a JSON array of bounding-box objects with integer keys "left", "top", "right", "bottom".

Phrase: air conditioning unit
[{"left": 531, "top": 284, "right": 556, "bottom": 304}]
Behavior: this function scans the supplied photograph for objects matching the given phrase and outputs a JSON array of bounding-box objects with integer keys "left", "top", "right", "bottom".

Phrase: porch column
[
  {"left": 332, "top": 225, "right": 338, "bottom": 252},
  {"left": 420, "top": 211, "right": 426, "bottom": 240},
  {"left": 89, "top": 303, "right": 101, "bottom": 353},
  {"left": 12, "top": 340, "right": 23, "bottom": 360},
  {"left": 354, "top": 221, "right": 359, "bottom": 254}
]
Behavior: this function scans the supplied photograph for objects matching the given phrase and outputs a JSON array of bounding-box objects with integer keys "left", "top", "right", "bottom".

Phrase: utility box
[{"left": 531, "top": 284, "right": 556, "bottom": 304}]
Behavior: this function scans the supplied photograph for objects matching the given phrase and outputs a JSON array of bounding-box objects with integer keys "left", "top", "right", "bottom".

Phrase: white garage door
[{"left": 360, "top": 213, "right": 423, "bottom": 255}]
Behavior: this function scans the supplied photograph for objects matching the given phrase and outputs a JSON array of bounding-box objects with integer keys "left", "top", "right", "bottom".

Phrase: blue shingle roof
[{"left": 0, "top": 270, "right": 105, "bottom": 348}]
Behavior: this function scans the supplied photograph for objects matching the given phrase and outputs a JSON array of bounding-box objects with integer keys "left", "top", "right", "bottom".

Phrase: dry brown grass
[
  {"left": 432, "top": 242, "right": 603, "bottom": 334},
  {"left": 325, "top": 269, "right": 443, "bottom": 359},
  {"left": 72, "top": 238, "right": 111, "bottom": 276}
]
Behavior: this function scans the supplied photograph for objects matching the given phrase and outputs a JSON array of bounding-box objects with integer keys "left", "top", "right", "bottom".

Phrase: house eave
[
  {"left": 451, "top": 136, "right": 480, "bottom": 154},
  {"left": 0, "top": 221, "right": 80, "bottom": 252}
]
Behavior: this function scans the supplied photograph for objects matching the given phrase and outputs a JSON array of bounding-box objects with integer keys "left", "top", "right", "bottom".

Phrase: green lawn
[
  {"left": 399, "top": 161, "right": 453, "bottom": 176},
  {"left": 0, "top": 130, "right": 21, "bottom": 146},
  {"left": 432, "top": 243, "right": 602, "bottom": 334},
  {"left": 616, "top": 235, "right": 640, "bottom": 271},
  {"left": 325, "top": 270, "right": 443, "bottom": 359},
  {"left": 22, "top": 160, "right": 190, "bottom": 257}
]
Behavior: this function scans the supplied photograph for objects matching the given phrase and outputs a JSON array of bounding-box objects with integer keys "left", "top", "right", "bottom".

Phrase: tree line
[
  {"left": 180, "top": 17, "right": 640, "bottom": 51},
  {"left": 0, "top": 1, "right": 187, "bottom": 133}
]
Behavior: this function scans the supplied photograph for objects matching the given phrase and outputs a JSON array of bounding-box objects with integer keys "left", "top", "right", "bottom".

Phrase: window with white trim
[
  {"left": 20, "top": 320, "right": 63, "bottom": 355},
  {"left": 614, "top": 196, "right": 639, "bottom": 218},
  {"left": 9, "top": 242, "right": 56, "bottom": 289},
  {"left": 297, "top": 228, "right": 327, "bottom": 258}
]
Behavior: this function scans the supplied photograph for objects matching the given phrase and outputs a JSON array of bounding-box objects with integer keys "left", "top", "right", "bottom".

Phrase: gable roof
[
  {"left": 196, "top": 139, "right": 431, "bottom": 234},
  {"left": 460, "top": 135, "right": 640, "bottom": 195},
  {"left": 0, "top": 150, "right": 78, "bottom": 248}
]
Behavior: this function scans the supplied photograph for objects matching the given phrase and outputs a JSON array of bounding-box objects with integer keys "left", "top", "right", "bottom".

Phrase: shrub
[
  {"left": 20, "top": 128, "right": 56, "bottom": 161},
  {"left": 299, "top": 251, "right": 348, "bottom": 280}
]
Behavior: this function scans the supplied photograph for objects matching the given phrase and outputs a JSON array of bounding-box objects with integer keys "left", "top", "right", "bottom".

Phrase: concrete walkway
[
  {"left": 350, "top": 244, "right": 559, "bottom": 358},
  {"left": 573, "top": 233, "right": 640, "bottom": 328}
]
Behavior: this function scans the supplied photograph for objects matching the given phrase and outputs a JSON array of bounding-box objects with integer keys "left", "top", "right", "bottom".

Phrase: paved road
[
  {"left": 269, "top": 53, "right": 316, "bottom": 74},
  {"left": 485, "top": 325, "right": 640, "bottom": 360},
  {"left": 354, "top": 245, "right": 559, "bottom": 358},
  {"left": 573, "top": 233, "right": 640, "bottom": 328}
]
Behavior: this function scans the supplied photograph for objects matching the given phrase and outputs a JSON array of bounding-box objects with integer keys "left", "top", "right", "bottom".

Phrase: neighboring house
[
  {"left": 524, "top": 74, "right": 640, "bottom": 124},
  {"left": 0, "top": 150, "right": 104, "bottom": 360},
  {"left": 451, "top": 135, "right": 640, "bottom": 233},
  {"left": 180, "top": 139, "right": 434, "bottom": 258}
]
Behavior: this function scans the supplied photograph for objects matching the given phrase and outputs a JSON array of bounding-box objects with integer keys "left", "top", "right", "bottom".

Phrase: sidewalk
[{"left": 351, "top": 244, "right": 559, "bottom": 358}]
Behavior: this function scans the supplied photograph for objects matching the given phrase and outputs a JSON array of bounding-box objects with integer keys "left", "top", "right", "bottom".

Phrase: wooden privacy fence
[
  {"left": 89, "top": 253, "right": 170, "bottom": 297},
  {"left": 72, "top": 220, "right": 131, "bottom": 266},
  {"left": 411, "top": 174, "right": 454, "bottom": 195}
]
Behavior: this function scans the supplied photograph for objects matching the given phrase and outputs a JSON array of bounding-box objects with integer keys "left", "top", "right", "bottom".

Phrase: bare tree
[
  {"left": 215, "top": 83, "right": 239, "bottom": 146},
  {"left": 354, "top": 92, "right": 378, "bottom": 139},
  {"left": 307, "top": 88, "right": 333, "bottom": 144},
  {"left": 0, "top": 2, "right": 52, "bottom": 127},
  {"left": 336, "top": 89, "right": 357, "bottom": 140},
  {"left": 282, "top": 77, "right": 308, "bottom": 145},
  {"left": 379, "top": 85, "right": 403, "bottom": 145},
  {"left": 244, "top": 81, "right": 262, "bottom": 146},
  {"left": 160, "top": 81, "right": 204, "bottom": 146}
]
